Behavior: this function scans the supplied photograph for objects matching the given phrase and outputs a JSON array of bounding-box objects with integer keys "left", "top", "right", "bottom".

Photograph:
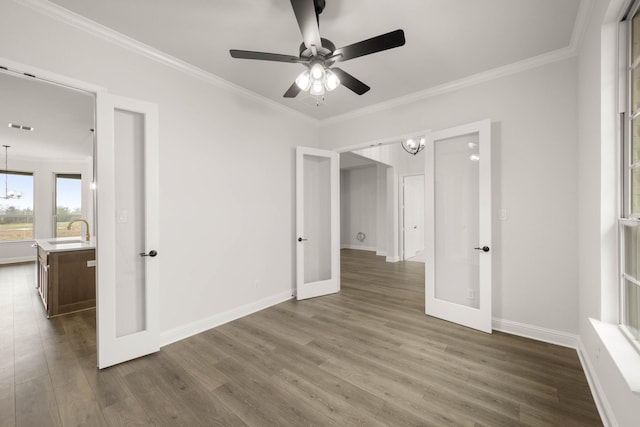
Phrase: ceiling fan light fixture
[
  {"left": 310, "top": 80, "right": 325, "bottom": 96},
  {"left": 325, "top": 69, "right": 340, "bottom": 91},
  {"left": 310, "top": 63, "right": 325, "bottom": 80},
  {"left": 295, "top": 69, "right": 312, "bottom": 90}
]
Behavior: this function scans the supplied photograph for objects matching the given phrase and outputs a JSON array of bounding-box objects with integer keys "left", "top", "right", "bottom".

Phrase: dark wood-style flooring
[{"left": 0, "top": 249, "right": 602, "bottom": 426}]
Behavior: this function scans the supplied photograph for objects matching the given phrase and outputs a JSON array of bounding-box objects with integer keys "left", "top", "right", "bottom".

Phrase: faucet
[{"left": 67, "top": 218, "right": 91, "bottom": 241}]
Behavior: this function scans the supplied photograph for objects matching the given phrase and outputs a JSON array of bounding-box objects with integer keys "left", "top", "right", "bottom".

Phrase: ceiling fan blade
[
  {"left": 230, "top": 50, "right": 305, "bottom": 63},
  {"left": 290, "top": 0, "right": 322, "bottom": 50},
  {"left": 331, "top": 68, "right": 370, "bottom": 95},
  {"left": 332, "top": 29, "right": 405, "bottom": 62},
  {"left": 283, "top": 81, "right": 302, "bottom": 98}
]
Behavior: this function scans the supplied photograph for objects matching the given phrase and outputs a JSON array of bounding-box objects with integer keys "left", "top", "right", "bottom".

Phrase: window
[
  {"left": 54, "top": 174, "right": 82, "bottom": 237},
  {"left": 0, "top": 171, "right": 34, "bottom": 242},
  {"left": 621, "top": 2, "right": 640, "bottom": 347}
]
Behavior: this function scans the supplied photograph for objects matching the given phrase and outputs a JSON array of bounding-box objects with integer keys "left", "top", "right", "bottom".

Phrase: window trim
[
  {"left": 0, "top": 170, "right": 35, "bottom": 243},
  {"left": 620, "top": 0, "right": 640, "bottom": 353}
]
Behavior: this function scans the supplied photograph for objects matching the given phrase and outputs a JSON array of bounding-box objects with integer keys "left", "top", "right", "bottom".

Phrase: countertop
[{"left": 35, "top": 236, "right": 96, "bottom": 253}]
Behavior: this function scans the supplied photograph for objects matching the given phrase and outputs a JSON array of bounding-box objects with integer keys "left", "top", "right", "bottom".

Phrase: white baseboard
[
  {"left": 376, "top": 250, "right": 387, "bottom": 257},
  {"left": 386, "top": 255, "right": 400, "bottom": 263},
  {"left": 341, "top": 244, "right": 376, "bottom": 251},
  {"left": 0, "top": 256, "right": 36, "bottom": 265},
  {"left": 492, "top": 317, "right": 579, "bottom": 348},
  {"left": 576, "top": 337, "right": 616, "bottom": 427},
  {"left": 160, "top": 291, "right": 293, "bottom": 346}
]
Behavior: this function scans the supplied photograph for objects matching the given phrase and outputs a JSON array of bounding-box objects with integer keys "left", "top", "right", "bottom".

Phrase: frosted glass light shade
[
  {"left": 295, "top": 70, "right": 311, "bottom": 91},
  {"left": 325, "top": 70, "right": 340, "bottom": 91},
  {"left": 310, "top": 80, "right": 325, "bottom": 96},
  {"left": 311, "top": 63, "right": 325, "bottom": 80}
]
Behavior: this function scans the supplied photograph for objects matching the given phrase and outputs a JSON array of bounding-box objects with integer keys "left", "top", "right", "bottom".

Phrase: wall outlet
[
  {"left": 87, "top": 260, "right": 96, "bottom": 267},
  {"left": 498, "top": 209, "right": 507, "bottom": 221},
  {"left": 468, "top": 289, "right": 475, "bottom": 299}
]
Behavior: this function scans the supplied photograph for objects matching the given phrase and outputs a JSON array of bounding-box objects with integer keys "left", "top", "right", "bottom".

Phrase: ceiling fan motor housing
[{"left": 299, "top": 38, "right": 336, "bottom": 60}]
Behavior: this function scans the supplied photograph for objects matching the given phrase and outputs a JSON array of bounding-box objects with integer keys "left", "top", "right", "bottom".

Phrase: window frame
[
  {"left": 620, "top": 0, "right": 640, "bottom": 353},
  {"left": 0, "top": 169, "right": 35, "bottom": 243},
  {"left": 53, "top": 173, "right": 83, "bottom": 238}
]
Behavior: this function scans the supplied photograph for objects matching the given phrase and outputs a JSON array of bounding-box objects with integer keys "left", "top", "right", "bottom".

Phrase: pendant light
[
  {"left": 1, "top": 145, "right": 22, "bottom": 200},
  {"left": 401, "top": 137, "right": 426, "bottom": 155}
]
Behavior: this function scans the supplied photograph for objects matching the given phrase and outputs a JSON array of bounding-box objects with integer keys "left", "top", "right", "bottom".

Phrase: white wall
[
  {"left": 340, "top": 166, "right": 377, "bottom": 251},
  {"left": 0, "top": 1, "right": 319, "bottom": 339},
  {"left": 0, "top": 156, "right": 93, "bottom": 263},
  {"left": 577, "top": 0, "right": 640, "bottom": 425},
  {"left": 320, "top": 58, "right": 580, "bottom": 335}
]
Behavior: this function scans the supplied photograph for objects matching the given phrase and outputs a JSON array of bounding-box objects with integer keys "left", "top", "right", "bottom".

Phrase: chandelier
[
  {"left": 1, "top": 145, "right": 21, "bottom": 200},
  {"left": 401, "top": 137, "right": 426, "bottom": 155}
]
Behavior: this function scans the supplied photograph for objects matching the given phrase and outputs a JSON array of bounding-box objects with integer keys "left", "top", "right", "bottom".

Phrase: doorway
[
  {"left": 338, "top": 138, "right": 427, "bottom": 310},
  {"left": 0, "top": 62, "right": 161, "bottom": 368},
  {"left": 401, "top": 174, "right": 425, "bottom": 262},
  {"left": 332, "top": 120, "right": 493, "bottom": 333}
]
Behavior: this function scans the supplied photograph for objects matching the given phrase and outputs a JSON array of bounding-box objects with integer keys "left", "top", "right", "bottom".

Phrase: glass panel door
[
  {"left": 303, "top": 154, "right": 332, "bottom": 284},
  {"left": 434, "top": 135, "right": 480, "bottom": 308},
  {"left": 96, "top": 92, "right": 159, "bottom": 369},
  {"left": 296, "top": 146, "right": 340, "bottom": 300},
  {"left": 425, "top": 119, "right": 492, "bottom": 333}
]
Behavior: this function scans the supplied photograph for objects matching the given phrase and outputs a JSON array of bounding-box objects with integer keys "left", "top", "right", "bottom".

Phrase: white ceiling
[
  {"left": 0, "top": 72, "right": 94, "bottom": 162},
  {"left": 47, "top": 0, "right": 583, "bottom": 120},
  {"left": 0, "top": 0, "right": 583, "bottom": 162}
]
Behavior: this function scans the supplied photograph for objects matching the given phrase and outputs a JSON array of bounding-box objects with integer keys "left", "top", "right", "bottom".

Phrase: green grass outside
[{"left": 0, "top": 221, "right": 82, "bottom": 241}]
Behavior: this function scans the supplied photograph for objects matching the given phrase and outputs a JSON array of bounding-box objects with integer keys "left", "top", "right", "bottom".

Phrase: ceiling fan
[{"left": 229, "top": 0, "right": 405, "bottom": 99}]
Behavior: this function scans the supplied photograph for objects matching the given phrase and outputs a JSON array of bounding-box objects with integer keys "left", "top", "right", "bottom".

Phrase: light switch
[
  {"left": 117, "top": 210, "right": 128, "bottom": 223},
  {"left": 498, "top": 209, "right": 507, "bottom": 221}
]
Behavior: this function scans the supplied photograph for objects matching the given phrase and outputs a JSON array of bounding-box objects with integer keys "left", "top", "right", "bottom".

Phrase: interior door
[
  {"left": 403, "top": 174, "right": 425, "bottom": 259},
  {"left": 296, "top": 146, "right": 340, "bottom": 300},
  {"left": 95, "top": 92, "right": 160, "bottom": 368},
  {"left": 425, "top": 119, "right": 492, "bottom": 333}
]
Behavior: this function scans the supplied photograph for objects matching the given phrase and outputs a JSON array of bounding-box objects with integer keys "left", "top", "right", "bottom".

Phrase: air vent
[{"left": 7, "top": 123, "right": 34, "bottom": 131}]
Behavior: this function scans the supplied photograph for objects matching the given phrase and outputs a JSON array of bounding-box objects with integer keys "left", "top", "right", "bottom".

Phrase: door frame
[
  {"left": 337, "top": 131, "right": 431, "bottom": 265},
  {"left": 334, "top": 121, "right": 491, "bottom": 333},
  {"left": 0, "top": 58, "right": 161, "bottom": 366}
]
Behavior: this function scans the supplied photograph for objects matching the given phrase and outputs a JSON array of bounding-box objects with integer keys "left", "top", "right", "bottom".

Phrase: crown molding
[
  {"left": 320, "top": 44, "right": 578, "bottom": 126},
  {"left": 15, "top": 0, "right": 319, "bottom": 127}
]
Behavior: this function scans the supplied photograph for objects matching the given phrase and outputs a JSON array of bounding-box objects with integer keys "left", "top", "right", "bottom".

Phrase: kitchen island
[{"left": 35, "top": 237, "right": 96, "bottom": 318}]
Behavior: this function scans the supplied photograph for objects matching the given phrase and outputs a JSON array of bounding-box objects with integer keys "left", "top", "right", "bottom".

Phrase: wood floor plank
[{"left": 0, "top": 253, "right": 602, "bottom": 426}]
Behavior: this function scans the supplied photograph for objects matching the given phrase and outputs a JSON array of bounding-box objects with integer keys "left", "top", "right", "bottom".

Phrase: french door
[
  {"left": 425, "top": 119, "right": 492, "bottom": 333},
  {"left": 95, "top": 93, "right": 160, "bottom": 368},
  {"left": 295, "top": 146, "right": 340, "bottom": 300}
]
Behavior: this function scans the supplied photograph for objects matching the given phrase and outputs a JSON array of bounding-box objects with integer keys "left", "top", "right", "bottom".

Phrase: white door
[
  {"left": 425, "top": 120, "right": 492, "bottom": 333},
  {"left": 296, "top": 146, "right": 340, "bottom": 300},
  {"left": 403, "top": 174, "right": 425, "bottom": 259},
  {"left": 95, "top": 93, "right": 160, "bottom": 368}
]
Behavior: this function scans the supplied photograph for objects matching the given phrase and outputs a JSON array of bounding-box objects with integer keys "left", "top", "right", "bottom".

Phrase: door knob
[
  {"left": 297, "top": 237, "right": 308, "bottom": 242},
  {"left": 140, "top": 250, "right": 158, "bottom": 257},
  {"left": 474, "top": 246, "right": 490, "bottom": 252}
]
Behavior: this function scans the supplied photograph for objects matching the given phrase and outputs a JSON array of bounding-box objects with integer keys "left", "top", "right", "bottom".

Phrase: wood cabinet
[{"left": 37, "top": 246, "right": 96, "bottom": 318}]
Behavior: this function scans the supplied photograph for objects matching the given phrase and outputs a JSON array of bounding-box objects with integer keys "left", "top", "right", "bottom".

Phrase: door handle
[
  {"left": 474, "top": 246, "right": 490, "bottom": 252},
  {"left": 297, "top": 237, "right": 308, "bottom": 242},
  {"left": 139, "top": 250, "right": 158, "bottom": 257}
]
